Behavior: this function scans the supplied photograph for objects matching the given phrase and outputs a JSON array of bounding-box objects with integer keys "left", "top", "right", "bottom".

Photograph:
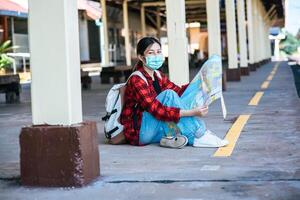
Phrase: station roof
[
  {"left": 0, "top": 0, "right": 27, "bottom": 18},
  {"left": 105, "top": 0, "right": 285, "bottom": 28},
  {"left": 0, "top": 0, "right": 102, "bottom": 20}
]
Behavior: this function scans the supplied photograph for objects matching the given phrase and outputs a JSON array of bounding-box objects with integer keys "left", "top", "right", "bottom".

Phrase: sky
[{"left": 285, "top": 0, "right": 300, "bottom": 36}]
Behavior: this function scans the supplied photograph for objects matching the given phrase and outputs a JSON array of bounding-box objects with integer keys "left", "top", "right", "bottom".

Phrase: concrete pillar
[
  {"left": 267, "top": 25, "right": 271, "bottom": 59},
  {"left": 166, "top": 0, "right": 189, "bottom": 85},
  {"left": 261, "top": 3, "right": 271, "bottom": 61},
  {"left": 262, "top": 29, "right": 266, "bottom": 61},
  {"left": 253, "top": 0, "right": 260, "bottom": 66},
  {"left": 259, "top": 2, "right": 266, "bottom": 61},
  {"left": 123, "top": 0, "right": 131, "bottom": 66},
  {"left": 29, "top": 0, "right": 82, "bottom": 125},
  {"left": 263, "top": 5, "right": 268, "bottom": 61},
  {"left": 141, "top": 5, "right": 146, "bottom": 37},
  {"left": 274, "top": 38, "right": 280, "bottom": 61},
  {"left": 267, "top": 24, "right": 272, "bottom": 59},
  {"left": 22, "top": 0, "right": 100, "bottom": 187},
  {"left": 225, "top": 0, "right": 240, "bottom": 81},
  {"left": 206, "top": 0, "right": 222, "bottom": 56},
  {"left": 206, "top": 0, "right": 226, "bottom": 90},
  {"left": 79, "top": 16, "right": 90, "bottom": 61},
  {"left": 246, "top": 0, "right": 256, "bottom": 71},
  {"left": 100, "top": 0, "right": 110, "bottom": 65},
  {"left": 10, "top": 17, "right": 16, "bottom": 53},
  {"left": 263, "top": 24, "right": 267, "bottom": 60},
  {"left": 156, "top": 8, "right": 161, "bottom": 39},
  {"left": 257, "top": 0, "right": 264, "bottom": 63},
  {"left": 237, "top": 0, "right": 249, "bottom": 76},
  {"left": 259, "top": 1, "right": 266, "bottom": 63}
]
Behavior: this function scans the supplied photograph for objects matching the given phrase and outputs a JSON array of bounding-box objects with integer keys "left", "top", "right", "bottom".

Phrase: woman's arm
[{"left": 180, "top": 106, "right": 208, "bottom": 117}]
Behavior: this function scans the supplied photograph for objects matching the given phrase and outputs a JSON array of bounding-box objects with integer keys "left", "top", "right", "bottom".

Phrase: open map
[{"left": 181, "top": 54, "right": 227, "bottom": 119}]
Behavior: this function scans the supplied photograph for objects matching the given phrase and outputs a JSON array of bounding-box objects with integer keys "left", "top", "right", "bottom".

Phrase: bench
[
  {"left": 0, "top": 74, "right": 21, "bottom": 103},
  {"left": 100, "top": 65, "right": 132, "bottom": 84},
  {"left": 80, "top": 62, "right": 102, "bottom": 89}
]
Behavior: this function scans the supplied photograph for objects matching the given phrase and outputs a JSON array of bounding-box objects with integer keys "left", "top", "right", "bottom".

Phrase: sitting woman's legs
[{"left": 139, "top": 89, "right": 206, "bottom": 145}]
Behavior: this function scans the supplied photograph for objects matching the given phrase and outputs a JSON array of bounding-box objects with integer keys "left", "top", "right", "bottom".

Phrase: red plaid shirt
[{"left": 120, "top": 65, "right": 189, "bottom": 145}]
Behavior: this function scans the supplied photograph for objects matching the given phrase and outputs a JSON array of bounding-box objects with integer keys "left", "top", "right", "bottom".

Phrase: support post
[
  {"left": 21, "top": 0, "right": 100, "bottom": 187},
  {"left": 100, "top": 0, "right": 110, "bottom": 65},
  {"left": 166, "top": 0, "right": 189, "bottom": 85},
  {"left": 246, "top": 0, "right": 256, "bottom": 71},
  {"left": 141, "top": 5, "right": 146, "bottom": 37},
  {"left": 206, "top": 0, "right": 225, "bottom": 89},
  {"left": 206, "top": 0, "right": 222, "bottom": 56},
  {"left": 225, "top": 0, "right": 240, "bottom": 81},
  {"left": 237, "top": 0, "right": 249, "bottom": 76},
  {"left": 123, "top": 0, "right": 131, "bottom": 66},
  {"left": 156, "top": 7, "right": 161, "bottom": 38}
]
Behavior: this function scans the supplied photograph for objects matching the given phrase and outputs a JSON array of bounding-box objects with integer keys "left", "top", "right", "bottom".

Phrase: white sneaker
[{"left": 193, "top": 130, "right": 229, "bottom": 148}]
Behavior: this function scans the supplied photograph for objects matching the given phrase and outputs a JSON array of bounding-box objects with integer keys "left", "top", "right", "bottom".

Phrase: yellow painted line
[
  {"left": 270, "top": 70, "right": 277, "bottom": 75},
  {"left": 248, "top": 91, "right": 264, "bottom": 106},
  {"left": 261, "top": 81, "right": 270, "bottom": 89},
  {"left": 214, "top": 62, "right": 279, "bottom": 157},
  {"left": 273, "top": 63, "right": 280, "bottom": 72},
  {"left": 265, "top": 63, "right": 279, "bottom": 83},
  {"left": 214, "top": 115, "right": 251, "bottom": 157},
  {"left": 267, "top": 74, "right": 273, "bottom": 81}
]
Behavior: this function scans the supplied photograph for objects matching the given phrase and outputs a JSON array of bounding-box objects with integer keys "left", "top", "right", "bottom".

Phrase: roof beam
[
  {"left": 141, "top": 0, "right": 205, "bottom": 7},
  {"left": 263, "top": 4, "right": 276, "bottom": 21}
]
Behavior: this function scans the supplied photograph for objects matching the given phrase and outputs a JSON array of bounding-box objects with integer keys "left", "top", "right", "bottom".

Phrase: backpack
[{"left": 102, "top": 70, "right": 162, "bottom": 144}]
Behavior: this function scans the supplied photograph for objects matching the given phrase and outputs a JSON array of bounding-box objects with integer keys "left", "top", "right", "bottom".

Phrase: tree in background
[
  {"left": 0, "top": 40, "right": 16, "bottom": 71},
  {"left": 296, "top": 28, "right": 300, "bottom": 40},
  {"left": 280, "top": 31, "right": 300, "bottom": 55}
]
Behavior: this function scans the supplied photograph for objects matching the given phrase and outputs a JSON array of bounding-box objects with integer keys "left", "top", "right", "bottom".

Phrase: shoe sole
[
  {"left": 177, "top": 137, "right": 188, "bottom": 149},
  {"left": 160, "top": 136, "right": 188, "bottom": 149},
  {"left": 193, "top": 141, "right": 229, "bottom": 148}
]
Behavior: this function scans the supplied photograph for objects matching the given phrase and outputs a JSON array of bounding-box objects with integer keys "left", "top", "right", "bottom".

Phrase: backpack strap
[
  {"left": 127, "top": 71, "right": 148, "bottom": 85},
  {"left": 126, "top": 70, "right": 162, "bottom": 86},
  {"left": 101, "top": 108, "right": 117, "bottom": 121}
]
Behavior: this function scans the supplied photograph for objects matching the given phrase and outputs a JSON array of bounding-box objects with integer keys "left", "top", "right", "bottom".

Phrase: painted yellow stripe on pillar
[
  {"left": 261, "top": 81, "right": 270, "bottom": 89},
  {"left": 214, "top": 115, "right": 251, "bottom": 157},
  {"left": 248, "top": 92, "right": 264, "bottom": 106}
]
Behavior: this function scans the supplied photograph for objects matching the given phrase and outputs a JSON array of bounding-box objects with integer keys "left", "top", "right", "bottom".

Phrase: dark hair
[{"left": 133, "top": 37, "right": 161, "bottom": 71}]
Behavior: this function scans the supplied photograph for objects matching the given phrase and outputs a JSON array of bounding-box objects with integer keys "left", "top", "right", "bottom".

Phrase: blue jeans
[{"left": 139, "top": 79, "right": 207, "bottom": 145}]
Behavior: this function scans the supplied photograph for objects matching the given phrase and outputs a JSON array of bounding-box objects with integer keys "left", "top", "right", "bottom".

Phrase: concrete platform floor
[{"left": 0, "top": 61, "right": 300, "bottom": 200}]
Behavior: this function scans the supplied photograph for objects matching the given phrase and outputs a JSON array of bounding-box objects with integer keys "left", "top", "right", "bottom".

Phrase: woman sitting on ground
[{"left": 120, "top": 37, "right": 228, "bottom": 148}]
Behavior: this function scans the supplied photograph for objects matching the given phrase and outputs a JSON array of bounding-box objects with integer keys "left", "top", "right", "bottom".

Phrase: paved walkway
[{"left": 0, "top": 61, "right": 300, "bottom": 199}]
